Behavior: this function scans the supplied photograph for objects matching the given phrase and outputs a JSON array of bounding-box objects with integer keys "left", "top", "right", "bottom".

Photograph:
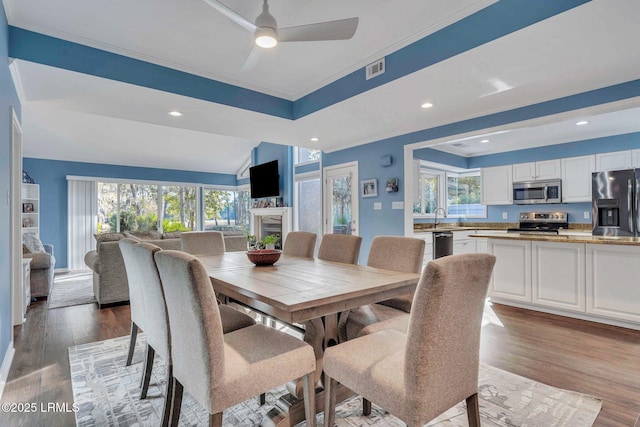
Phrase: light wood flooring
[{"left": 0, "top": 299, "right": 639, "bottom": 426}]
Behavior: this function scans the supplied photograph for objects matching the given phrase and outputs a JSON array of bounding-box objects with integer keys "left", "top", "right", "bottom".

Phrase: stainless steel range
[{"left": 507, "top": 211, "right": 568, "bottom": 234}]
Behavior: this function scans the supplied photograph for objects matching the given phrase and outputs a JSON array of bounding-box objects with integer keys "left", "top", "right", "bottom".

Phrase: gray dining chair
[
  {"left": 323, "top": 253, "right": 496, "bottom": 427},
  {"left": 339, "top": 236, "right": 425, "bottom": 343},
  {"left": 282, "top": 231, "right": 317, "bottom": 258},
  {"left": 120, "top": 241, "right": 257, "bottom": 427},
  {"left": 154, "top": 250, "right": 317, "bottom": 427},
  {"left": 317, "top": 234, "right": 362, "bottom": 264},
  {"left": 180, "top": 231, "right": 225, "bottom": 256},
  {"left": 119, "top": 238, "right": 147, "bottom": 369}
]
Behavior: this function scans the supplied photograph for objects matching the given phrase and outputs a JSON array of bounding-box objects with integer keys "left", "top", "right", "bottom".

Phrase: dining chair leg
[
  {"left": 125, "top": 321, "right": 138, "bottom": 366},
  {"left": 302, "top": 372, "right": 316, "bottom": 427},
  {"left": 323, "top": 374, "right": 336, "bottom": 427},
  {"left": 140, "top": 344, "right": 155, "bottom": 399},
  {"left": 170, "top": 378, "right": 184, "bottom": 427},
  {"left": 209, "top": 412, "right": 223, "bottom": 427},
  {"left": 258, "top": 393, "right": 266, "bottom": 405},
  {"left": 362, "top": 397, "right": 371, "bottom": 416},
  {"left": 466, "top": 393, "right": 480, "bottom": 427},
  {"left": 161, "top": 364, "right": 174, "bottom": 427}
]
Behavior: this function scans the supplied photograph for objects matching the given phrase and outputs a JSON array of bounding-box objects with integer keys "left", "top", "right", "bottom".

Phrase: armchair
[{"left": 22, "top": 233, "right": 55, "bottom": 298}]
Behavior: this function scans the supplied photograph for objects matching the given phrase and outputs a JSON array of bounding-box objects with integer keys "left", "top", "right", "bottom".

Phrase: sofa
[
  {"left": 22, "top": 233, "right": 56, "bottom": 298},
  {"left": 84, "top": 230, "right": 247, "bottom": 307}
]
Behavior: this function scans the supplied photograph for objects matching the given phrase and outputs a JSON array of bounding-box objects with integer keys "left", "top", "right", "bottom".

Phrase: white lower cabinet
[
  {"left": 531, "top": 241, "right": 585, "bottom": 313},
  {"left": 488, "top": 240, "right": 531, "bottom": 302},
  {"left": 586, "top": 245, "right": 640, "bottom": 323},
  {"left": 453, "top": 230, "right": 475, "bottom": 255}
]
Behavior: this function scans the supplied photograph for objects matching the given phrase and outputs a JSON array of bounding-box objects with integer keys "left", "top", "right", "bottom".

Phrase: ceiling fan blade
[
  {"left": 278, "top": 17, "right": 359, "bottom": 42},
  {"left": 201, "top": 0, "right": 256, "bottom": 33},
  {"left": 240, "top": 45, "right": 262, "bottom": 72}
]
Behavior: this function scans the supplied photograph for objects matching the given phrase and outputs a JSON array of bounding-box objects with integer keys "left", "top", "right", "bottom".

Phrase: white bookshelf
[{"left": 21, "top": 183, "right": 39, "bottom": 237}]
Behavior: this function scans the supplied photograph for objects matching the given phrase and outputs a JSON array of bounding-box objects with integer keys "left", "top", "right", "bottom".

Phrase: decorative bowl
[{"left": 246, "top": 249, "right": 282, "bottom": 266}]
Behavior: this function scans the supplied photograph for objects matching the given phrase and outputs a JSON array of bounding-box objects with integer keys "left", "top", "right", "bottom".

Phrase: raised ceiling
[{"left": 5, "top": 0, "right": 640, "bottom": 174}]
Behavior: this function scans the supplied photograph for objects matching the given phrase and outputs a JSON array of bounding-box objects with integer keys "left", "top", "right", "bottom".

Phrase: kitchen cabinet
[
  {"left": 481, "top": 165, "right": 512, "bottom": 205},
  {"left": 561, "top": 155, "right": 595, "bottom": 202},
  {"left": 414, "top": 232, "right": 432, "bottom": 265},
  {"left": 595, "top": 150, "right": 633, "bottom": 171},
  {"left": 531, "top": 241, "right": 585, "bottom": 313},
  {"left": 488, "top": 239, "right": 531, "bottom": 302},
  {"left": 475, "top": 238, "right": 488, "bottom": 253},
  {"left": 512, "top": 159, "right": 561, "bottom": 182},
  {"left": 586, "top": 244, "right": 640, "bottom": 324},
  {"left": 452, "top": 230, "right": 475, "bottom": 255}
]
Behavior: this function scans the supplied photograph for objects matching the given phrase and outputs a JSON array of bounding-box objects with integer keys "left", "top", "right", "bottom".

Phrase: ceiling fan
[{"left": 202, "top": 0, "right": 359, "bottom": 49}]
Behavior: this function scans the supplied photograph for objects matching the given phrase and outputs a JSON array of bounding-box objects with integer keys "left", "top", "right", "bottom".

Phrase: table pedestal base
[{"left": 262, "top": 383, "right": 355, "bottom": 427}]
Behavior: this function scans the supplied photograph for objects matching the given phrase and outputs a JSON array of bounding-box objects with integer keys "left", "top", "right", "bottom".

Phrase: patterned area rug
[
  {"left": 69, "top": 335, "right": 602, "bottom": 427},
  {"left": 49, "top": 272, "right": 96, "bottom": 309}
]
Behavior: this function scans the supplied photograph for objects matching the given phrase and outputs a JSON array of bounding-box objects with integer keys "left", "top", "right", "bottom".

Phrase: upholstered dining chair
[
  {"left": 282, "top": 231, "right": 317, "bottom": 258},
  {"left": 154, "top": 250, "right": 317, "bottom": 427},
  {"left": 119, "top": 241, "right": 257, "bottom": 427},
  {"left": 317, "top": 234, "right": 362, "bottom": 264},
  {"left": 119, "top": 238, "right": 147, "bottom": 369},
  {"left": 339, "top": 236, "right": 425, "bottom": 343},
  {"left": 180, "top": 231, "right": 226, "bottom": 256},
  {"left": 323, "top": 253, "right": 496, "bottom": 427}
]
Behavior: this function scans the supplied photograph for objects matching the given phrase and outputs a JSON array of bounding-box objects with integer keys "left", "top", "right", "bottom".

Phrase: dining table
[{"left": 198, "top": 251, "right": 420, "bottom": 426}]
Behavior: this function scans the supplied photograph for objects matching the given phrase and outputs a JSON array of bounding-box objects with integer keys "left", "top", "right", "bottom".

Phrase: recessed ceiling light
[
  {"left": 576, "top": 120, "right": 588, "bottom": 126},
  {"left": 310, "top": 137, "right": 319, "bottom": 142},
  {"left": 421, "top": 102, "right": 434, "bottom": 109},
  {"left": 480, "top": 139, "right": 489, "bottom": 143},
  {"left": 168, "top": 110, "right": 183, "bottom": 117}
]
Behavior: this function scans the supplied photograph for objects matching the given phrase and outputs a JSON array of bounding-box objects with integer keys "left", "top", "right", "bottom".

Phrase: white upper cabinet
[
  {"left": 595, "top": 150, "right": 633, "bottom": 171},
  {"left": 632, "top": 149, "right": 640, "bottom": 168},
  {"left": 561, "top": 155, "right": 595, "bottom": 203},
  {"left": 481, "top": 165, "right": 513, "bottom": 205},
  {"left": 512, "top": 159, "right": 561, "bottom": 182}
]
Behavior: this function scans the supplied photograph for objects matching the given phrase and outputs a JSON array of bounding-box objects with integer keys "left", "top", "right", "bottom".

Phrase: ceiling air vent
[{"left": 366, "top": 58, "right": 385, "bottom": 80}]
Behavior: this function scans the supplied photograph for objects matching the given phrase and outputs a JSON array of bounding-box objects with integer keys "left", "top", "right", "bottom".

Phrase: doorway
[
  {"left": 323, "top": 162, "right": 358, "bottom": 235},
  {"left": 10, "top": 109, "right": 23, "bottom": 330}
]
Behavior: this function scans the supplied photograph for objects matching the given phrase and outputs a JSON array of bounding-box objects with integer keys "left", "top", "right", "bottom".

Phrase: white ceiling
[{"left": 5, "top": 0, "right": 640, "bottom": 174}]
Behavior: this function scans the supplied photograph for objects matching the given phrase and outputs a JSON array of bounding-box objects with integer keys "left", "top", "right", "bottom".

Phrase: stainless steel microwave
[{"left": 512, "top": 179, "right": 562, "bottom": 204}]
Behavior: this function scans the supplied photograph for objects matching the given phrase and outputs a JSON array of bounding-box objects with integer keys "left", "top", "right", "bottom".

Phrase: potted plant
[
  {"left": 247, "top": 234, "right": 258, "bottom": 250},
  {"left": 262, "top": 234, "right": 279, "bottom": 250}
]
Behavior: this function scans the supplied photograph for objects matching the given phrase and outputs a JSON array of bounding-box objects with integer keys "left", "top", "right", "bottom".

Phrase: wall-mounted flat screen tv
[{"left": 249, "top": 160, "right": 280, "bottom": 199}]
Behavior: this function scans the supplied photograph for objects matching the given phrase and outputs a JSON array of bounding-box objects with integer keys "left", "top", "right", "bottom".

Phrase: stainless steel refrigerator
[{"left": 592, "top": 169, "right": 640, "bottom": 236}]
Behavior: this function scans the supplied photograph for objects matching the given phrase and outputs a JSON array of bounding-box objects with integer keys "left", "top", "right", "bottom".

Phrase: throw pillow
[
  {"left": 94, "top": 232, "right": 126, "bottom": 246},
  {"left": 162, "top": 231, "right": 183, "bottom": 239},
  {"left": 23, "top": 233, "right": 45, "bottom": 253},
  {"left": 124, "top": 230, "right": 160, "bottom": 240}
]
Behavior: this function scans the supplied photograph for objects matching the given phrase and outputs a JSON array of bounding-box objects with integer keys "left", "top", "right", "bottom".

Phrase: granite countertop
[{"left": 472, "top": 232, "right": 640, "bottom": 246}]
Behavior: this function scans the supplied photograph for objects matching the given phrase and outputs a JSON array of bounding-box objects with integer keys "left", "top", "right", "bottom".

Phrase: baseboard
[{"left": 0, "top": 343, "right": 16, "bottom": 400}]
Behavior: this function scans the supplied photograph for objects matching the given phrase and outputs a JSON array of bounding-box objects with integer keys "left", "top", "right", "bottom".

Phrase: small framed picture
[
  {"left": 22, "top": 218, "right": 32, "bottom": 228},
  {"left": 23, "top": 202, "right": 34, "bottom": 213},
  {"left": 385, "top": 177, "right": 399, "bottom": 193},
  {"left": 361, "top": 179, "right": 378, "bottom": 198}
]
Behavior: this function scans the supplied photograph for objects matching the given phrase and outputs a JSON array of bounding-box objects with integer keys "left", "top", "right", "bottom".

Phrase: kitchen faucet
[{"left": 433, "top": 207, "right": 447, "bottom": 227}]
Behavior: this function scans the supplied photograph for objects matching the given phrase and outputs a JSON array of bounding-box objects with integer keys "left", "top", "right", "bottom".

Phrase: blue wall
[
  {"left": 22, "top": 158, "right": 238, "bottom": 269},
  {"left": 0, "top": 2, "right": 21, "bottom": 376},
  {"left": 252, "top": 142, "right": 293, "bottom": 207}
]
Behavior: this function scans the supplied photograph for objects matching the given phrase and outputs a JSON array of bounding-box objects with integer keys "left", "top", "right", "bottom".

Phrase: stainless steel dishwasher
[{"left": 433, "top": 231, "right": 453, "bottom": 259}]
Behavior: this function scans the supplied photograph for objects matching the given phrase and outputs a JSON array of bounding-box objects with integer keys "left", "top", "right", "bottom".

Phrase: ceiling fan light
[{"left": 255, "top": 27, "right": 278, "bottom": 48}]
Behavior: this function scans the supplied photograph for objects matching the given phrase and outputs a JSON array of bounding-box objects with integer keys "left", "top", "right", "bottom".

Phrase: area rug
[
  {"left": 49, "top": 272, "right": 96, "bottom": 309},
  {"left": 69, "top": 335, "right": 602, "bottom": 427}
]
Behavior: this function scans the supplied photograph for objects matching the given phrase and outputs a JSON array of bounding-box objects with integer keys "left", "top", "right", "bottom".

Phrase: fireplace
[{"left": 249, "top": 207, "right": 292, "bottom": 248}]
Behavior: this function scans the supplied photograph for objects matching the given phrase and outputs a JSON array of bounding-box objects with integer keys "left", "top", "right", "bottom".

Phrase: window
[
  {"left": 413, "top": 165, "right": 486, "bottom": 218},
  {"left": 413, "top": 168, "right": 445, "bottom": 216},
  {"left": 294, "top": 173, "right": 321, "bottom": 240},
  {"left": 203, "top": 188, "right": 250, "bottom": 233},
  {"left": 161, "top": 185, "right": 197, "bottom": 232},
  {"left": 446, "top": 171, "right": 485, "bottom": 217},
  {"left": 295, "top": 147, "right": 321, "bottom": 165}
]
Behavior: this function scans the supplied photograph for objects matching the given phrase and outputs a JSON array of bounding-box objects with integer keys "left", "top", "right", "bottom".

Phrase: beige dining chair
[
  {"left": 339, "top": 236, "right": 425, "bottom": 343},
  {"left": 154, "top": 250, "right": 317, "bottom": 427},
  {"left": 282, "top": 231, "right": 317, "bottom": 258},
  {"left": 317, "top": 234, "right": 362, "bottom": 264},
  {"left": 323, "top": 253, "right": 496, "bottom": 427},
  {"left": 180, "top": 231, "right": 226, "bottom": 256},
  {"left": 119, "top": 238, "right": 147, "bottom": 369},
  {"left": 120, "top": 241, "right": 257, "bottom": 427}
]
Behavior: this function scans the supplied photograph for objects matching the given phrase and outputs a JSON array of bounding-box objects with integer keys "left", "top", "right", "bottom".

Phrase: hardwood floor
[{"left": 1, "top": 299, "right": 639, "bottom": 426}]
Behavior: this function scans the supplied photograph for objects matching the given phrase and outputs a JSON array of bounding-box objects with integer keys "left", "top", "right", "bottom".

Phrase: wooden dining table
[{"left": 198, "top": 251, "right": 420, "bottom": 426}]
